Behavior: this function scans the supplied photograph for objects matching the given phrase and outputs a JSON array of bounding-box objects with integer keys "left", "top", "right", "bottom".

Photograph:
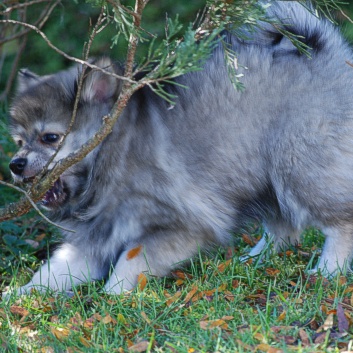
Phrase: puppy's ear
[
  {"left": 17, "top": 69, "right": 41, "bottom": 95},
  {"left": 81, "top": 58, "right": 120, "bottom": 103}
]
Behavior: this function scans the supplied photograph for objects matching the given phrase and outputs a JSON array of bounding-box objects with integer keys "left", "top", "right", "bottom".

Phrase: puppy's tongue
[{"left": 41, "top": 178, "right": 66, "bottom": 208}]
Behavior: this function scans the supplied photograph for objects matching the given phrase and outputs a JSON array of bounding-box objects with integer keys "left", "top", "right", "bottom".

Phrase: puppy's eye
[{"left": 42, "top": 133, "right": 60, "bottom": 144}]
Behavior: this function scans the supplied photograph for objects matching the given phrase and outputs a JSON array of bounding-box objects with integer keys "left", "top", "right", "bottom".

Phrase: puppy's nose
[{"left": 9, "top": 158, "right": 27, "bottom": 175}]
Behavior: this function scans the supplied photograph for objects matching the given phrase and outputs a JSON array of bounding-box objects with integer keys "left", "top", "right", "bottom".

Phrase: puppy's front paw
[{"left": 2, "top": 285, "right": 31, "bottom": 300}]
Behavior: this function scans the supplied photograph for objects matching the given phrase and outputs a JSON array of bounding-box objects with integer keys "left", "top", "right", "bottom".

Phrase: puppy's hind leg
[
  {"left": 313, "top": 223, "right": 353, "bottom": 276},
  {"left": 266, "top": 218, "right": 302, "bottom": 252},
  {"left": 245, "top": 218, "right": 301, "bottom": 260},
  {"left": 104, "top": 231, "right": 208, "bottom": 294}
]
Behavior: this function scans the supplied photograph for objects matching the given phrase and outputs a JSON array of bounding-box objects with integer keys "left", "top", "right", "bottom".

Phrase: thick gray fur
[{"left": 7, "top": 2, "right": 353, "bottom": 295}]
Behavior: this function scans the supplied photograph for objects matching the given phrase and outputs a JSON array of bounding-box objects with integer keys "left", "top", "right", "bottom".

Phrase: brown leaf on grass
[
  {"left": 232, "top": 280, "right": 239, "bottom": 289},
  {"left": 344, "top": 285, "right": 353, "bottom": 294},
  {"left": 314, "top": 331, "right": 327, "bottom": 344},
  {"left": 68, "top": 312, "right": 84, "bottom": 331},
  {"left": 255, "top": 343, "right": 270, "bottom": 351},
  {"left": 236, "top": 339, "right": 254, "bottom": 351},
  {"left": 337, "top": 303, "right": 349, "bottom": 333},
  {"left": 0, "top": 332, "right": 8, "bottom": 350},
  {"left": 267, "top": 348, "right": 284, "bottom": 353},
  {"left": 200, "top": 319, "right": 228, "bottom": 330},
  {"left": 92, "top": 313, "right": 116, "bottom": 325},
  {"left": 327, "top": 309, "right": 337, "bottom": 315},
  {"left": 270, "top": 326, "right": 293, "bottom": 333},
  {"left": 217, "top": 283, "right": 227, "bottom": 292},
  {"left": 141, "top": 312, "right": 151, "bottom": 325},
  {"left": 79, "top": 336, "right": 92, "bottom": 348},
  {"left": 67, "top": 348, "right": 84, "bottom": 353},
  {"left": 191, "top": 292, "right": 203, "bottom": 303},
  {"left": 217, "top": 259, "right": 232, "bottom": 273},
  {"left": 40, "top": 348, "right": 55, "bottom": 353},
  {"left": 35, "top": 233, "right": 47, "bottom": 242},
  {"left": 101, "top": 314, "right": 116, "bottom": 325},
  {"left": 253, "top": 332, "right": 264, "bottom": 341},
  {"left": 165, "top": 291, "right": 182, "bottom": 306},
  {"left": 225, "top": 246, "right": 234, "bottom": 259},
  {"left": 221, "top": 316, "right": 234, "bottom": 321},
  {"left": 323, "top": 313, "right": 334, "bottom": 331},
  {"left": 0, "top": 309, "right": 6, "bottom": 320},
  {"left": 126, "top": 245, "right": 142, "bottom": 260},
  {"left": 184, "top": 285, "right": 198, "bottom": 303},
  {"left": 10, "top": 305, "right": 29, "bottom": 318},
  {"left": 137, "top": 273, "right": 147, "bottom": 291},
  {"left": 83, "top": 317, "right": 95, "bottom": 329},
  {"left": 171, "top": 270, "right": 192, "bottom": 280},
  {"left": 224, "top": 291, "right": 235, "bottom": 302},
  {"left": 321, "top": 304, "right": 328, "bottom": 314},
  {"left": 247, "top": 293, "right": 267, "bottom": 305},
  {"left": 117, "top": 313, "right": 126, "bottom": 325},
  {"left": 202, "top": 289, "right": 216, "bottom": 297},
  {"left": 298, "top": 328, "right": 310, "bottom": 346},
  {"left": 277, "top": 311, "right": 286, "bottom": 321},
  {"left": 128, "top": 341, "right": 149, "bottom": 352},
  {"left": 339, "top": 276, "right": 347, "bottom": 285},
  {"left": 242, "top": 234, "right": 257, "bottom": 246},
  {"left": 175, "top": 279, "right": 184, "bottom": 286},
  {"left": 282, "top": 335, "right": 296, "bottom": 345},
  {"left": 266, "top": 268, "right": 280, "bottom": 277},
  {"left": 51, "top": 327, "right": 70, "bottom": 341}
]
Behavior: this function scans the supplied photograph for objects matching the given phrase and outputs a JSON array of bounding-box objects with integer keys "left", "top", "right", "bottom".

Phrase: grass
[
  {"left": 1, "top": 223, "right": 353, "bottom": 352},
  {"left": 1, "top": 109, "right": 353, "bottom": 352}
]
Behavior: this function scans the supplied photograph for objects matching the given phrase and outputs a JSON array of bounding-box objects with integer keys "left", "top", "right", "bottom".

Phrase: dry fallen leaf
[
  {"left": 232, "top": 280, "right": 239, "bottom": 289},
  {"left": 242, "top": 234, "right": 257, "bottom": 246},
  {"left": 253, "top": 332, "right": 264, "bottom": 341},
  {"left": 278, "top": 311, "right": 286, "bottom": 321},
  {"left": 298, "top": 328, "right": 310, "bottom": 346},
  {"left": 101, "top": 314, "right": 114, "bottom": 325},
  {"left": 117, "top": 313, "right": 126, "bottom": 325},
  {"left": 83, "top": 317, "right": 95, "bottom": 329},
  {"left": 79, "top": 336, "right": 92, "bottom": 348},
  {"left": 256, "top": 343, "right": 270, "bottom": 351},
  {"left": 266, "top": 268, "right": 280, "bottom": 277},
  {"left": 199, "top": 319, "right": 228, "bottom": 330},
  {"left": 141, "top": 312, "right": 151, "bottom": 325},
  {"left": 137, "top": 273, "right": 148, "bottom": 291},
  {"left": 51, "top": 327, "right": 70, "bottom": 341},
  {"left": 172, "top": 270, "right": 192, "bottom": 280},
  {"left": 175, "top": 279, "right": 184, "bottom": 286},
  {"left": 127, "top": 245, "right": 143, "bottom": 260},
  {"left": 217, "top": 259, "right": 232, "bottom": 273},
  {"left": 236, "top": 339, "right": 254, "bottom": 351},
  {"left": 128, "top": 341, "right": 149, "bottom": 352},
  {"left": 221, "top": 316, "right": 234, "bottom": 321},
  {"left": 337, "top": 303, "right": 349, "bottom": 333},
  {"left": 184, "top": 286, "right": 198, "bottom": 303},
  {"left": 323, "top": 313, "right": 334, "bottom": 331},
  {"left": 166, "top": 291, "right": 182, "bottom": 306},
  {"left": 267, "top": 348, "right": 284, "bottom": 353},
  {"left": 314, "top": 331, "right": 327, "bottom": 344},
  {"left": 10, "top": 305, "right": 29, "bottom": 318}
]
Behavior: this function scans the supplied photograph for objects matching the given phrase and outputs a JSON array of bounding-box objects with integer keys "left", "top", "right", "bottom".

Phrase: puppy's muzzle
[{"left": 9, "top": 157, "right": 27, "bottom": 176}]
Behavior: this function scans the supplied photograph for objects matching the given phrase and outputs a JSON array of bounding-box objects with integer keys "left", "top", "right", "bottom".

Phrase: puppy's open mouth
[{"left": 41, "top": 178, "right": 68, "bottom": 209}]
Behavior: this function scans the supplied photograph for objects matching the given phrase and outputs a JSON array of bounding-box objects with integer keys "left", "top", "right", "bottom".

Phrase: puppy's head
[{"left": 9, "top": 58, "right": 121, "bottom": 209}]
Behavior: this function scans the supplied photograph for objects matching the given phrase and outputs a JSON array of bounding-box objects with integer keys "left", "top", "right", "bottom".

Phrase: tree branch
[{"left": 0, "top": 18, "right": 136, "bottom": 84}]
